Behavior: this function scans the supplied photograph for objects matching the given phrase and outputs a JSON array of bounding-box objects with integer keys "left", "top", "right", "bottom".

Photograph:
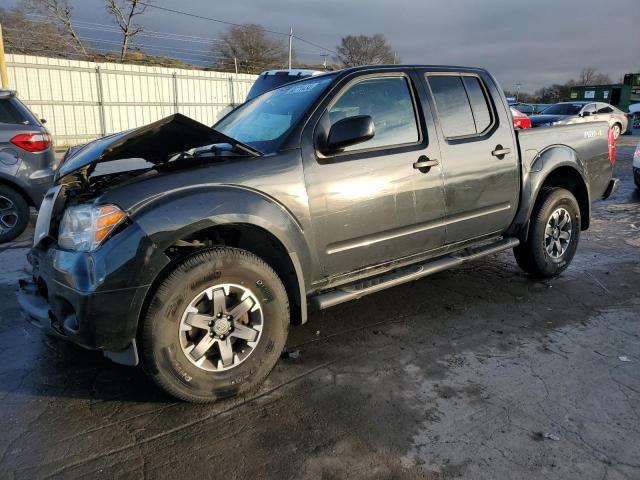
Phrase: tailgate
[{"left": 516, "top": 122, "right": 611, "bottom": 198}]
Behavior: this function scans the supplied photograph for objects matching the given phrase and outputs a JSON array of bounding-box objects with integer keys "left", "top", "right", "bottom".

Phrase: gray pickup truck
[{"left": 17, "top": 65, "right": 617, "bottom": 402}]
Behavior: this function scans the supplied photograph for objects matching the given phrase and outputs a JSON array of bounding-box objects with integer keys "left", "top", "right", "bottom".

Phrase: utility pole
[
  {"left": 234, "top": 57, "right": 238, "bottom": 75},
  {"left": 514, "top": 82, "right": 522, "bottom": 102},
  {"left": 393, "top": 51, "right": 397, "bottom": 65},
  {"left": 0, "top": 25, "right": 8, "bottom": 89},
  {"left": 320, "top": 54, "right": 329, "bottom": 71},
  {"left": 288, "top": 27, "right": 293, "bottom": 69}
]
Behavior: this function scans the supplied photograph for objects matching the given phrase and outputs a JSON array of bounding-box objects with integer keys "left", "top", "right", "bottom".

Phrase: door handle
[
  {"left": 413, "top": 157, "right": 439, "bottom": 171},
  {"left": 491, "top": 145, "right": 511, "bottom": 158}
]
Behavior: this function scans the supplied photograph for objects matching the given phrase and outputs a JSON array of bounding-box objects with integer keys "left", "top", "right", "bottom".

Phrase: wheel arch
[
  {"left": 162, "top": 223, "right": 307, "bottom": 326},
  {"left": 0, "top": 174, "right": 35, "bottom": 207},
  {"left": 131, "top": 186, "right": 312, "bottom": 326},
  {"left": 508, "top": 145, "right": 591, "bottom": 239}
]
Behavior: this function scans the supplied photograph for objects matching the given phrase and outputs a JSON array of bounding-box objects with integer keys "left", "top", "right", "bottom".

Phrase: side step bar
[{"left": 311, "top": 237, "right": 520, "bottom": 310}]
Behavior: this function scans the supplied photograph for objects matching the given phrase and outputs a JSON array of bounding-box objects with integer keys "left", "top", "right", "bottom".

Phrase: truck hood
[
  {"left": 55, "top": 113, "right": 260, "bottom": 183},
  {"left": 530, "top": 114, "right": 569, "bottom": 126}
]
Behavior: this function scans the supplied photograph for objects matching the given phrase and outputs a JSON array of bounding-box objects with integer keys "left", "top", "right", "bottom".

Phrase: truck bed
[{"left": 517, "top": 121, "right": 612, "bottom": 199}]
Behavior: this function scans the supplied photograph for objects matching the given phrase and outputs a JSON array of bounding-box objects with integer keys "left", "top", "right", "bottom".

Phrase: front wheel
[
  {"left": 514, "top": 188, "right": 580, "bottom": 278},
  {"left": 141, "top": 247, "right": 289, "bottom": 403}
]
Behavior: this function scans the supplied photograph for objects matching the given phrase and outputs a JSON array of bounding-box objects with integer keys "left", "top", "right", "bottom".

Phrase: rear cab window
[
  {"left": 0, "top": 97, "right": 38, "bottom": 125},
  {"left": 426, "top": 73, "right": 495, "bottom": 139}
]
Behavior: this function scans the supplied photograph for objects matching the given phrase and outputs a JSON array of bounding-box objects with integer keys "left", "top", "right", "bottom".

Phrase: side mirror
[
  {"left": 40, "top": 118, "right": 47, "bottom": 124},
  {"left": 580, "top": 111, "right": 591, "bottom": 117},
  {"left": 325, "top": 115, "right": 375, "bottom": 152}
]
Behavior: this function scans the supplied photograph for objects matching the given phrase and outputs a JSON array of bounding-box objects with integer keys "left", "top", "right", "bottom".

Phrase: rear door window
[
  {"left": 427, "top": 74, "right": 494, "bottom": 138},
  {"left": 596, "top": 104, "right": 613, "bottom": 114},
  {"left": 327, "top": 75, "right": 420, "bottom": 151},
  {"left": 462, "top": 76, "right": 492, "bottom": 133},
  {"left": 0, "top": 98, "right": 35, "bottom": 125},
  {"left": 428, "top": 76, "right": 476, "bottom": 137}
]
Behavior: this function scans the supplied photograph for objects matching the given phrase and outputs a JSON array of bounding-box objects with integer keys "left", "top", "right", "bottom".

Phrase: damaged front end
[
  {"left": 56, "top": 113, "right": 261, "bottom": 192},
  {"left": 19, "top": 114, "right": 258, "bottom": 365}
]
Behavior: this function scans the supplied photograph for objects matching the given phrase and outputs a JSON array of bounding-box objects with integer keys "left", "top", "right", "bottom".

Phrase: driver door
[{"left": 302, "top": 71, "right": 446, "bottom": 278}]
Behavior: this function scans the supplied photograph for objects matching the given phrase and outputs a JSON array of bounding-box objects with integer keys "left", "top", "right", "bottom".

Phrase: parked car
[
  {"left": 634, "top": 142, "right": 640, "bottom": 190},
  {"left": 530, "top": 101, "right": 628, "bottom": 139},
  {"left": 18, "top": 65, "right": 617, "bottom": 402},
  {"left": 510, "top": 102, "right": 534, "bottom": 115},
  {"left": 245, "top": 68, "right": 324, "bottom": 101},
  {"left": 629, "top": 102, "right": 640, "bottom": 130},
  {"left": 511, "top": 106, "right": 532, "bottom": 129},
  {"left": 0, "top": 90, "right": 55, "bottom": 242},
  {"left": 507, "top": 103, "right": 550, "bottom": 116}
]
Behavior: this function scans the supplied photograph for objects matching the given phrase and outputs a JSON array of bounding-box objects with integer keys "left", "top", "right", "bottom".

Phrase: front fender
[{"left": 129, "top": 184, "right": 312, "bottom": 317}]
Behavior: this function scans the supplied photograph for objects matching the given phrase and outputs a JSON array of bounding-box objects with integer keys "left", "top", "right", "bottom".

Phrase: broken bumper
[{"left": 16, "top": 222, "right": 166, "bottom": 366}]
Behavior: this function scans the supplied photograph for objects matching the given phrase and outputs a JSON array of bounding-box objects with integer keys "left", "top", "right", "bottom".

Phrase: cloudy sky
[{"left": 6, "top": 0, "right": 639, "bottom": 92}]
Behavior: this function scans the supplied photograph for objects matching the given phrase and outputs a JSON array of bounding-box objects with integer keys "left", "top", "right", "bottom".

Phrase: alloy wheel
[
  {"left": 179, "top": 284, "right": 263, "bottom": 372},
  {"left": 612, "top": 124, "right": 621, "bottom": 139},
  {"left": 0, "top": 195, "right": 19, "bottom": 234},
  {"left": 544, "top": 207, "right": 572, "bottom": 259}
]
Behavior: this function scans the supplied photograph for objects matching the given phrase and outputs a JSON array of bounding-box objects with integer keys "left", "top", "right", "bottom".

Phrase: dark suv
[{"left": 0, "top": 90, "right": 56, "bottom": 242}]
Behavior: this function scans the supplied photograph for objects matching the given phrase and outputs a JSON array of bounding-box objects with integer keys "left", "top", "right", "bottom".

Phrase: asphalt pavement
[{"left": 0, "top": 134, "right": 638, "bottom": 479}]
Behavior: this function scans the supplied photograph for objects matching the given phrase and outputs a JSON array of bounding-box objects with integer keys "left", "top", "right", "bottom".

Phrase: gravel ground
[{"left": 0, "top": 134, "right": 638, "bottom": 479}]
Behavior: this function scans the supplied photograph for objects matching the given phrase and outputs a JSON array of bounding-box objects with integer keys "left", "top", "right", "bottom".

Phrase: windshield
[
  {"left": 215, "top": 74, "right": 336, "bottom": 153},
  {"left": 540, "top": 103, "right": 584, "bottom": 115}
]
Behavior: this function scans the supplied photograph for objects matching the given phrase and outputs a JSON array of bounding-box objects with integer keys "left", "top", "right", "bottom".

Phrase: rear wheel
[
  {"left": 0, "top": 185, "right": 29, "bottom": 243},
  {"left": 611, "top": 123, "right": 621, "bottom": 139},
  {"left": 514, "top": 188, "right": 580, "bottom": 278},
  {"left": 141, "top": 247, "right": 289, "bottom": 403}
]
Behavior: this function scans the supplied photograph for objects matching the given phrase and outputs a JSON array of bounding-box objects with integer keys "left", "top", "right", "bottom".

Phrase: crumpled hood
[
  {"left": 529, "top": 114, "right": 568, "bottom": 127},
  {"left": 55, "top": 113, "right": 258, "bottom": 183}
]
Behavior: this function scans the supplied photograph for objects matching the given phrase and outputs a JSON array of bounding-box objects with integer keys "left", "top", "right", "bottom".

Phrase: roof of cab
[
  {"left": 0, "top": 90, "right": 17, "bottom": 99},
  {"left": 258, "top": 69, "right": 324, "bottom": 77}
]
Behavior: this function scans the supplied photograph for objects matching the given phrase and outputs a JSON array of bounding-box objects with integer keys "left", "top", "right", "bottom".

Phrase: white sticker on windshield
[{"left": 284, "top": 82, "right": 320, "bottom": 95}]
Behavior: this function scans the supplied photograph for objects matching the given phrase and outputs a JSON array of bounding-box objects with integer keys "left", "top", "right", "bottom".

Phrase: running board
[{"left": 311, "top": 237, "right": 520, "bottom": 310}]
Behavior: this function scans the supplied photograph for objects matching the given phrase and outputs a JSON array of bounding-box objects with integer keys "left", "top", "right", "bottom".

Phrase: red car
[{"left": 511, "top": 106, "right": 532, "bottom": 129}]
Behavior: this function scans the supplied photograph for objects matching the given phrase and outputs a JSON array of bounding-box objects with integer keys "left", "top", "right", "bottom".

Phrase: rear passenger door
[{"left": 421, "top": 71, "right": 519, "bottom": 245}]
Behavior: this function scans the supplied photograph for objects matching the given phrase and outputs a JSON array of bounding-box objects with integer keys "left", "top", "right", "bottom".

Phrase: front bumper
[{"left": 16, "top": 222, "right": 169, "bottom": 366}]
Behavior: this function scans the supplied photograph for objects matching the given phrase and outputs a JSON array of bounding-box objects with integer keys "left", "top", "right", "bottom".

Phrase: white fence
[{"left": 5, "top": 54, "right": 258, "bottom": 148}]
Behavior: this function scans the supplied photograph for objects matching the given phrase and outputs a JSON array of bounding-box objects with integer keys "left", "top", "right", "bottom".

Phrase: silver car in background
[
  {"left": 0, "top": 90, "right": 56, "bottom": 242},
  {"left": 531, "top": 101, "right": 628, "bottom": 139}
]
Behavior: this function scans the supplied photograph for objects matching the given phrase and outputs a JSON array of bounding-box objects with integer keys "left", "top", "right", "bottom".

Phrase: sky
[{"left": 4, "top": 0, "right": 639, "bottom": 92}]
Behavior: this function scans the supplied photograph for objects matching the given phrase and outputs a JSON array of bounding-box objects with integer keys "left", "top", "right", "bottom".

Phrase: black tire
[
  {"left": 0, "top": 185, "right": 30, "bottom": 243},
  {"left": 514, "top": 188, "right": 580, "bottom": 278},
  {"left": 141, "top": 247, "right": 289, "bottom": 403}
]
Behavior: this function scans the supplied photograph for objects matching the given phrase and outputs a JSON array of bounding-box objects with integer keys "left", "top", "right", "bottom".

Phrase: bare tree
[
  {"left": 104, "top": 0, "right": 148, "bottom": 61},
  {"left": 335, "top": 34, "right": 396, "bottom": 67},
  {"left": 577, "top": 67, "right": 612, "bottom": 86},
  {"left": 0, "top": 7, "right": 73, "bottom": 57},
  {"left": 20, "top": 0, "right": 88, "bottom": 57},
  {"left": 212, "top": 24, "right": 289, "bottom": 74}
]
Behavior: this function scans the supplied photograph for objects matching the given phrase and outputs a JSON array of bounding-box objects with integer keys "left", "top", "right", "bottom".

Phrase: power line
[
  {"left": 139, "top": 1, "right": 338, "bottom": 54},
  {"left": 138, "top": 2, "right": 290, "bottom": 37}
]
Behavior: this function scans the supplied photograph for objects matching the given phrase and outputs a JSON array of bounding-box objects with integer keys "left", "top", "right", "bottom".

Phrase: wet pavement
[{"left": 1, "top": 135, "right": 638, "bottom": 479}]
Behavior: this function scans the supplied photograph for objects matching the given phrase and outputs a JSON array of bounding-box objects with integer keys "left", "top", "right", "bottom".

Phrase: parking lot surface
[{"left": 1, "top": 135, "right": 638, "bottom": 479}]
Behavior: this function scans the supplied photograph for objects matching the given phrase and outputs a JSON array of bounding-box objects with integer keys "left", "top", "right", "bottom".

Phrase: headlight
[{"left": 58, "top": 204, "right": 126, "bottom": 252}]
